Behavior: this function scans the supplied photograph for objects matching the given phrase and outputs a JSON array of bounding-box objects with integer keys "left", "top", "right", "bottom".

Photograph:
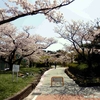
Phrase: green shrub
[
  {"left": 68, "top": 63, "right": 88, "bottom": 70},
  {"left": 77, "top": 63, "right": 88, "bottom": 70},
  {"left": 68, "top": 63, "right": 78, "bottom": 68},
  {"left": 68, "top": 63, "right": 88, "bottom": 76}
]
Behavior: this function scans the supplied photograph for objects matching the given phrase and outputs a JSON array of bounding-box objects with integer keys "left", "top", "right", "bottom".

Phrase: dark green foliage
[
  {"left": 68, "top": 63, "right": 88, "bottom": 76},
  {"left": 75, "top": 53, "right": 87, "bottom": 64},
  {"left": 75, "top": 52, "right": 100, "bottom": 69},
  {"left": 91, "top": 53, "right": 100, "bottom": 64},
  {"left": 92, "top": 33, "right": 100, "bottom": 49},
  {"left": 36, "top": 63, "right": 48, "bottom": 68},
  {"left": 67, "top": 62, "right": 100, "bottom": 86}
]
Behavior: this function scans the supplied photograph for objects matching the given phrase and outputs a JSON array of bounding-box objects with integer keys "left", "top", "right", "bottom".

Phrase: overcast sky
[{"left": 1, "top": 0, "right": 100, "bottom": 51}]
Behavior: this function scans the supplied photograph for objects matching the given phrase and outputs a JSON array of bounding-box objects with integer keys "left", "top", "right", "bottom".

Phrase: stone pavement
[{"left": 23, "top": 67, "right": 100, "bottom": 100}]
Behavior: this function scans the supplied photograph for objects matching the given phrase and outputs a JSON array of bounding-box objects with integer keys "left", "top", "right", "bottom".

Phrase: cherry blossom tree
[
  {"left": 47, "top": 50, "right": 68, "bottom": 66},
  {"left": 0, "top": 23, "right": 56, "bottom": 70},
  {"left": 26, "top": 50, "right": 46, "bottom": 67},
  {"left": 55, "top": 20, "right": 96, "bottom": 71},
  {"left": 27, "top": 36, "right": 57, "bottom": 67},
  {"left": 0, "top": 0, "right": 75, "bottom": 25},
  {"left": 64, "top": 45, "right": 76, "bottom": 63}
]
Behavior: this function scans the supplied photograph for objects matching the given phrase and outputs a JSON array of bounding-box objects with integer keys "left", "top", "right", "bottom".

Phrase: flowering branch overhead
[{"left": 0, "top": 0, "right": 75, "bottom": 25}]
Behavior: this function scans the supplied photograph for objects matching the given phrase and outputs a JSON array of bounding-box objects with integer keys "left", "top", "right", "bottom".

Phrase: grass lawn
[{"left": 0, "top": 67, "right": 48, "bottom": 100}]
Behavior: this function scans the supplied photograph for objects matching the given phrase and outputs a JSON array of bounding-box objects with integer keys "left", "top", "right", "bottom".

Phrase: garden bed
[{"left": 65, "top": 68, "right": 100, "bottom": 87}]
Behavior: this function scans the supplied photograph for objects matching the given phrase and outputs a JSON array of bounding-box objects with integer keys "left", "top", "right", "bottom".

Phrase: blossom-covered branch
[{"left": 0, "top": 0, "right": 75, "bottom": 25}]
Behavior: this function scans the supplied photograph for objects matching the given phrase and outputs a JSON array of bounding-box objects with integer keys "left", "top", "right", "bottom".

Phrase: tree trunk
[
  {"left": 17, "top": 58, "right": 22, "bottom": 65},
  {"left": 29, "top": 61, "right": 32, "bottom": 68},
  {"left": 9, "top": 63, "right": 13, "bottom": 70}
]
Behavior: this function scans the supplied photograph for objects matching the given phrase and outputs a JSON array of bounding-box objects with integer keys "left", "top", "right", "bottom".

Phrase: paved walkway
[{"left": 24, "top": 67, "right": 100, "bottom": 100}]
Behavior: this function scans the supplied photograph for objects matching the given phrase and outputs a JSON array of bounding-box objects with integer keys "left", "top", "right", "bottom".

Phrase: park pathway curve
[{"left": 24, "top": 67, "right": 100, "bottom": 100}]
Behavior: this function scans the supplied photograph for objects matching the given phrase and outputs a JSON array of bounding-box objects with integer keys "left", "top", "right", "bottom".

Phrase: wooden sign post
[{"left": 51, "top": 76, "right": 64, "bottom": 86}]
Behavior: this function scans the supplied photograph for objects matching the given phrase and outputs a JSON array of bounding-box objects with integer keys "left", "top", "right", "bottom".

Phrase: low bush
[
  {"left": 68, "top": 63, "right": 88, "bottom": 76},
  {"left": 66, "top": 63, "right": 100, "bottom": 87}
]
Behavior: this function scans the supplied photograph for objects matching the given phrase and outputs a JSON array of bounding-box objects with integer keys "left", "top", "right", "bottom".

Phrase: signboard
[
  {"left": 51, "top": 76, "right": 64, "bottom": 86},
  {"left": 12, "top": 64, "right": 19, "bottom": 82},
  {"left": 12, "top": 64, "right": 19, "bottom": 72}
]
